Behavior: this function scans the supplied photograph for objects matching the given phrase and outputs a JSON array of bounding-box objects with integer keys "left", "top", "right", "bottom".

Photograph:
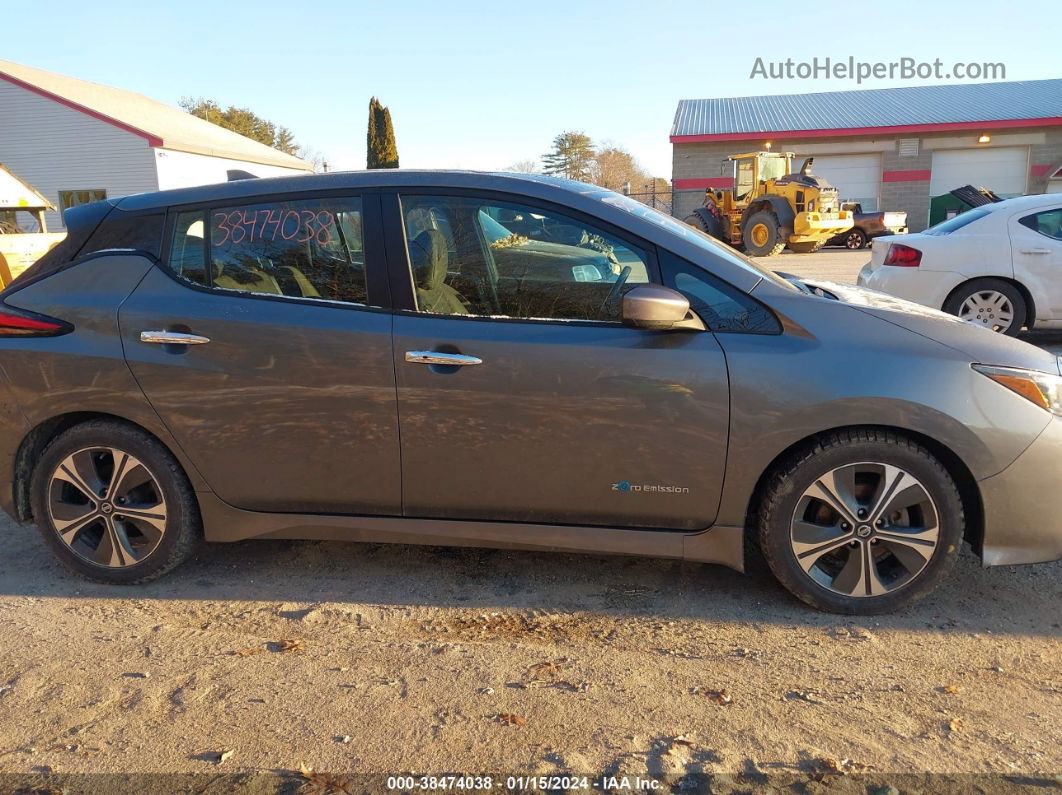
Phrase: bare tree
[
  {"left": 590, "top": 144, "right": 647, "bottom": 192},
  {"left": 505, "top": 159, "right": 540, "bottom": 173}
]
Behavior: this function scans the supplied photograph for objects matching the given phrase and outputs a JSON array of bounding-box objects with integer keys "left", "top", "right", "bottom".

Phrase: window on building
[{"left": 58, "top": 190, "right": 107, "bottom": 212}]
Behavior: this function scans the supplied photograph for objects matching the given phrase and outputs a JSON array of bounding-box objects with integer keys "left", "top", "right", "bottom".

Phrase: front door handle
[
  {"left": 1020, "top": 248, "right": 1051, "bottom": 255},
  {"left": 140, "top": 330, "right": 211, "bottom": 345},
  {"left": 405, "top": 350, "right": 482, "bottom": 366}
]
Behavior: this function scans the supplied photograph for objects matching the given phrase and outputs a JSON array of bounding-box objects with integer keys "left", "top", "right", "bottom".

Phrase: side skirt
[{"left": 197, "top": 493, "right": 745, "bottom": 572}]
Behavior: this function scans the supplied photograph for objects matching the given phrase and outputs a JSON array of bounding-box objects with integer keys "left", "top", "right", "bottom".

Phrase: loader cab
[{"left": 728, "top": 152, "right": 793, "bottom": 201}]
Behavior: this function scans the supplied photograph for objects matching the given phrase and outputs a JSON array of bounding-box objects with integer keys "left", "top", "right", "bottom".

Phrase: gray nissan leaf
[{"left": 0, "top": 171, "right": 1059, "bottom": 614}]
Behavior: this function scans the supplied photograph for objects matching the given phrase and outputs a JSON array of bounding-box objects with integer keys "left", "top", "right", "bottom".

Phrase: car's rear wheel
[
  {"left": 757, "top": 430, "right": 963, "bottom": 614},
  {"left": 943, "top": 278, "right": 1027, "bottom": 336},
  {"left": 31, "top": 420, "right": 201, "bottom": 584}
]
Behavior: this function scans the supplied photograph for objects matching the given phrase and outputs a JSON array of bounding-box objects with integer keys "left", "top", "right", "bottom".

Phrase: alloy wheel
[
  {"left": 958, "top": 290, "right": 1014, "bottom": 333},
  {"left": 789, "top": 462, "right": 939, "bottom": 597},
  {"left": 47, "top": 447, "right": 168, "bottom": 568},
  {"left": 845, "top": 231, "right": 864, "bottom": 249}
]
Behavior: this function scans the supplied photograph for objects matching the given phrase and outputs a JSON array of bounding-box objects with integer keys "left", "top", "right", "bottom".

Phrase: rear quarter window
[{"left": 80, "top": 212, "right": 164, "bottom": 258}]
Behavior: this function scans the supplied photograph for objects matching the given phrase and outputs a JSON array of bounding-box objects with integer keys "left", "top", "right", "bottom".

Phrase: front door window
[{"left": 400, "top": 196, "right": 651, "bottom": 322}]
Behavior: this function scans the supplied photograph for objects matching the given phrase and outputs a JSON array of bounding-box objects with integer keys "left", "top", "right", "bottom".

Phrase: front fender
[{"left": 712, "top": 296, "right": 1052, "bottom": 528}]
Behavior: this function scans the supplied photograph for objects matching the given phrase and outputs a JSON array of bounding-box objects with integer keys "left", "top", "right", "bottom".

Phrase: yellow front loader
[
  {"left": 684, "top": 151, "right": 852, "bottom": 256},
  {"left": 0, "top": 164, "right": 66, "bottom": 286}
]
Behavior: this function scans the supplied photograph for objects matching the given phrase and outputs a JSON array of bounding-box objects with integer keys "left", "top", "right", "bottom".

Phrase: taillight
[
  {"left": 883, "top": 243, "right": 922, "bottom": 267},
  {"left": 0, "top": 303, "right": 72, "bottom": 337}
]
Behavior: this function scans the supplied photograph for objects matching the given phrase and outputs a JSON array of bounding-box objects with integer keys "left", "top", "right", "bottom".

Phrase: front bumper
[{"left": 979, "top": 416, "right": 1062, "bottom": 566}]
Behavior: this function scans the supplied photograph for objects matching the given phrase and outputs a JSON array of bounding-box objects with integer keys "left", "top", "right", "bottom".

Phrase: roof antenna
[{"left": 226, "top": 169, "right": 259, "bottom": 181}]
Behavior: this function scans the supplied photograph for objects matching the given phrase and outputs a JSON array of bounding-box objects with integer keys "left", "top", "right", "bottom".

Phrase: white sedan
[{"left": 858, "top": 194, "right": 1062, "bottom": 335}]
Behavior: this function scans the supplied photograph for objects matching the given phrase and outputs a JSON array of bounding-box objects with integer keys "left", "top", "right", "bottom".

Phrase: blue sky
[{"left": 5, "top": 0, "right": 1060, "bottom": 178}]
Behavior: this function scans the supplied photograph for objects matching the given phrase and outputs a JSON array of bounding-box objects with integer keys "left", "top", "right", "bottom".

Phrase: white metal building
[{"left": 0, "top": 59, "right": 312, "bottom": 229}]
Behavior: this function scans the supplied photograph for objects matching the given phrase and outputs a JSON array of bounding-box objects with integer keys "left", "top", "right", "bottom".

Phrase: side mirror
[{"left": 622, "top": 285, "right": 705, "bottom": 332}]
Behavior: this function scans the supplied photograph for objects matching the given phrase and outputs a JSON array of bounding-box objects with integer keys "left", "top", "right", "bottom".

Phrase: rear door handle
[
  {"left": 140, "top": 330, "right": 211, "bottom": 345},
  {"left": 1020, "top": 248, "right": 1051, "bottom": 255},
  {"left": 405, "top": 350, "right": 482, "bottom": 366}
]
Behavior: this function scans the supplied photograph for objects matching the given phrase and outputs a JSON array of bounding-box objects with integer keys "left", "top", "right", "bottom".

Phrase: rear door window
[{"left": 168, "top": 197, "right": 367, "bottom": 304}]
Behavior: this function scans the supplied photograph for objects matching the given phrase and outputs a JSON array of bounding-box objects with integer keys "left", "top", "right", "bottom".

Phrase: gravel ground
[{"left": 0, "top": 247, "right": 1059, "bottom": 793}]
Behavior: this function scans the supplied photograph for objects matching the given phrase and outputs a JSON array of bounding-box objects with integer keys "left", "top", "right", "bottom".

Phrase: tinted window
[
  {"left": 661, "top": 250, "right": 780, "bottom": 334},
  {"left": 1018, "top": 208, "right": 1062, "bottom": 240},
  {"left": 170, "top": 211, "right": 208, "bottom": 286},
  {"left": 81, "top": 212, "right": 164, "bottom": 258},
  {"left": 169, "top": 197, "right": 367, "bottom": 304},
  {"left": 400, "top": 195, "right": 651, "bottom": 321},
  {"left": 923, "top": 205, "right": 994, "bottom": 236}
]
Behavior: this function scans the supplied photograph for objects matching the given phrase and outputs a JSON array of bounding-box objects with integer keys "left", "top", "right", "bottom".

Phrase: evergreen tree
[
  {"left": 179, "top": 97, "right": 301, "bottom": 155},
  {"left": 367, "top": 97, "right": 400, "bottom": 169},
  {"left": 542, "top": 132, "right": 595, "bottom": 181}
]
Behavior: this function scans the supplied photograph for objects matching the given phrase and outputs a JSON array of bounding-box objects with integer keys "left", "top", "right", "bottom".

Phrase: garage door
[
  {"left": 930, "top": 147, "right": 1028, "bottom": 198},
  {"left": 795, "top": 154, "right": 882, "bottom": 211}
]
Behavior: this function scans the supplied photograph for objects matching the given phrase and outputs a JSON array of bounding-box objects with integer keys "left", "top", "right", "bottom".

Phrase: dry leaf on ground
[
  {"left": 298, "top": 764, "right": 356, "bottom": 794},
  {"left": 495, "top": 712, "right": 526, "bottom": 726},
  {"left": 275, "top": 639, "right": 305, "bottom": 653}
]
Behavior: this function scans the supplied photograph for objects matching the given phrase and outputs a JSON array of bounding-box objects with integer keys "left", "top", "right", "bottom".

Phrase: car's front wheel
[
  {"left": 757, "top": 430, "right": 963, "bottom": 614},
  {"left": 31, "top": 420, "right": 201, "bottom": 584},
  {"left": 943, "top": 278, "right": 1027, "bottom": 336}
]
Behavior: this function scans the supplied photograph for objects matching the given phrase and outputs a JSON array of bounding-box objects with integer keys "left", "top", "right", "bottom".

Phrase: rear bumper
[
  {"left": 856, "top": 264, "right": 965, "bottom": 310},
  {"left": 979, "top": 416, "right": 1062, "bottom": 566}
]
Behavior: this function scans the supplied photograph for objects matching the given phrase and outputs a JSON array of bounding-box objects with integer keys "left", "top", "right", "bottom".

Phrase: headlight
[{"left": 973, "top": 364, "right": 1062, "bottom": 416}]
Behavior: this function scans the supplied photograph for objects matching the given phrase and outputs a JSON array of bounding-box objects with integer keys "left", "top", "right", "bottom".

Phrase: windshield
[
  {"left": 597, "top": 192, "right": 798, "bottom": 290},
  {"left": 760, "top": 156, "right": 788, "bottom": 181},
  {"left": 923, "top": 205, "right": 994, "bottom": 236}
]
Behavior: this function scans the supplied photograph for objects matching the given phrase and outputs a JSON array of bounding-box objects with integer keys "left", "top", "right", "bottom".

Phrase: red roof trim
[
  {"left": 882, "top": 169, "right": 931, "bottom": 183},
  {"left": 1031, "top": 163, "right": 1055, "bottom": 177},
  {"left": 670, "top": 117, "right": 1062, "bottom": 143},
  {"left": 0, "top": 71, "right": 163, "bottom": 148},
  {"left": 673, "top": 177, "right": 734, "bottom": 190}
]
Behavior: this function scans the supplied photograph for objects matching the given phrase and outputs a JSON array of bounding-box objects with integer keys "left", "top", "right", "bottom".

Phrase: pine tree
[
  {"left": 367, "top": 97, "right": 399, "bottom": 169},
  {"left": 542, "top": 132, "right": 595, "bottom": 181}
]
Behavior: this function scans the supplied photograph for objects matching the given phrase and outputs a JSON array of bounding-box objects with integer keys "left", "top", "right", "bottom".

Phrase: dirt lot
[{"left": 0, "top": 247, "right": 1059, "bottom": 793}]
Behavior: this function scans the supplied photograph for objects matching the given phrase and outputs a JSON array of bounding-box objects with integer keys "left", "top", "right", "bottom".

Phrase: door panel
[
  {"left": 1010, "top": 208, "right": 1062, "bottom": 321},
  {"left": 394, "top": 313, "right": 729, "bottom": 529},
  {"left": 120, "top": 267, "right": 400, "bottom": 513}
]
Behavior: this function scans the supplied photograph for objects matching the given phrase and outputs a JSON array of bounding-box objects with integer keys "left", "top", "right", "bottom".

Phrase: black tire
[
  {"left": 787, "top": 240, "right": 827, "bottom": 254},
  {"left": 30, "top": 419, "right": 201, "bottom": 584},
  {"left": 843, "top": 228, "right": 868, "bottom": 249},
  {"left": 682, "top": 211, "right": 726, "bottom": 243},
  {"left": 743, "top": 210, "right": 787, "bottom": 257},
  {"left": 757, "top": 429, "right": 964, "bottom": 615},
  {"left": 942, "top": 278, "right": 1027, "bottom": 336}
]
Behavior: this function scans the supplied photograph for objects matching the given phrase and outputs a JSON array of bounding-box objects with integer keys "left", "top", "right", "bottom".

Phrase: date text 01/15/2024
[{"left": 385, "top": 774, "right": 663, "bottom": 790}]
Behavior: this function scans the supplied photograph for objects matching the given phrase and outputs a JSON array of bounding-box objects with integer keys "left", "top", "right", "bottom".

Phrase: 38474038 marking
[{"left": 212, "top": 208, "right": 335, "bottom": 247}]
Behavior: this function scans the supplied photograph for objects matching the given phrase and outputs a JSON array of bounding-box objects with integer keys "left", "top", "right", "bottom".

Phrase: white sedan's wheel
[
  {"left": 943, "top": 278, "right": 1027, "bottom": 337},
  {"left": 958, "top": 290, "right": 1014, "bottom": 333}
]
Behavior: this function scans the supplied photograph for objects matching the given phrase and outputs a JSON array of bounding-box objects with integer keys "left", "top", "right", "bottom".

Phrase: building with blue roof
[{"left": 671, "top": 79, "right": 1062, "bottom": 230}]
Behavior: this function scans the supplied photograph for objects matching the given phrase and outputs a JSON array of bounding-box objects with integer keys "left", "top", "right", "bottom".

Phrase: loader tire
[{"left": 743, "top": 211, "right": 787, "bottom": 257}]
